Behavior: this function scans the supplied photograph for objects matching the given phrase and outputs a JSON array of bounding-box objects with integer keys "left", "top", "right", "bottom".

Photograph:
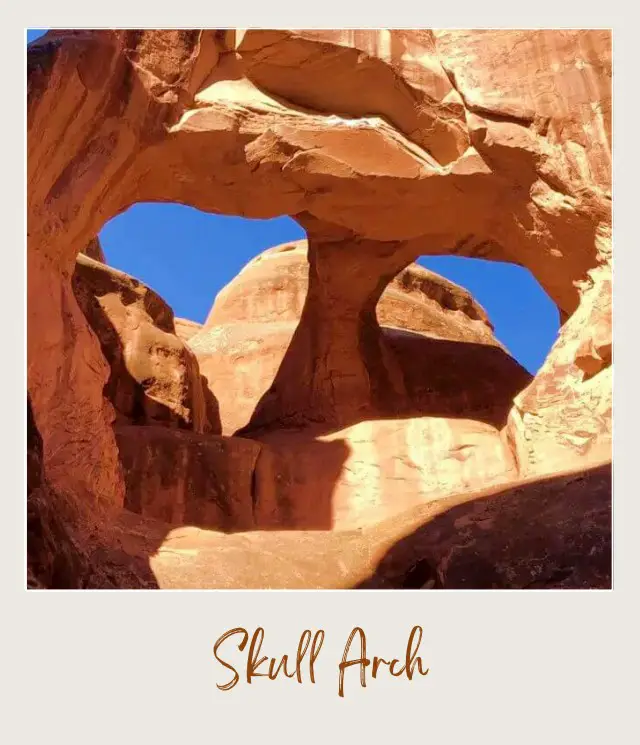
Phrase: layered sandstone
[
  {"left": 203, "top": 240, "right": 496, "bottom": 339},
  {"left": 26, "top": 29, "right": 612, "bottom": 589}
]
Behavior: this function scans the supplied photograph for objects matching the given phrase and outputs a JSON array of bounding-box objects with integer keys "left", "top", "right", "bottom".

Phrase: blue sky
[{"left": 28, "top": 29, "right": 559, "bottom": 373}]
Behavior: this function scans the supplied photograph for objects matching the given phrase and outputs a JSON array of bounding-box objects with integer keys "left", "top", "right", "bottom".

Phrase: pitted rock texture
[
  {"left": 72, "top": 255, "right": 220, "bottom": 434},
  {"left": 508, "top": 262, "right": 612, "bottom": 474},
  {"left": 27, "top": 29, "right": 612, "bottom": 588}
]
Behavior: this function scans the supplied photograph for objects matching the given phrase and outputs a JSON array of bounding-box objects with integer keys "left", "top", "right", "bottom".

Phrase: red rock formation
[
  {"left": 93, "top": 458, "right": 610, "bottom": 590},
  {"left": 191, "top": 240, "right": 526, "bottom": 434},
  {"left": 115, "top": 425, "right": 259, "bottom": 530},
  {"left": 174, "top": 317, "right": 202, "bottom": 342},
  {"left": 26, "top": 29, "right": 612, "bottom": 588},
  {"left": 179, "top": 242, "right": 531, "bottom": 529},
  {"left": 27, "top": 396, "right": 155, "bottom": 589},
  {"left": 27, "top": 397, "right": 86, "bottom": 588},
  {"left": 83, "top": 237, "right": 106, "bottom": 262},
  {"left": 72, "top": 254, "right": 220, "bottom": 434}
]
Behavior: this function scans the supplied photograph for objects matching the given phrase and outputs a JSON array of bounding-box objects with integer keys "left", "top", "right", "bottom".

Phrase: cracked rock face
[{"left": 27, "top": 29, "right": 611, "bottom": 588}]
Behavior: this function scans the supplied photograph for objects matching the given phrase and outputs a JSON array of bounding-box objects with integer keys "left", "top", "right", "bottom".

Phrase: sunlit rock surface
[{"left": 27, "top": 29, "right": 611, "bottom": 588}]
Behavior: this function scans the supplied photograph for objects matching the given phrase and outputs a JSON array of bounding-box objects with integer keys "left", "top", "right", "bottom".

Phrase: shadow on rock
[
  {"left": 27, "top": 396, "right": 161, "bottom": 589},
  {"left": 355, "top": 462, "right": 612, "bottom": 590}
]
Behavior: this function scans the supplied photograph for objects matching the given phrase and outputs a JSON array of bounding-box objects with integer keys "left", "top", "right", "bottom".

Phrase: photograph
[{"left": 26, "top": 27, "right": 612, "bottom": 590}]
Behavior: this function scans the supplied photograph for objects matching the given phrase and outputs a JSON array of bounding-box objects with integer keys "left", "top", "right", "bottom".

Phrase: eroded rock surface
[
  {"left": 72, "top": 255, "right": 220, "bottom": 434},
  {"left": 26, "top": 29, "right": 612, "bottom": 588},
  {"left": 190, "top": 240, "right": 527, "bottom": 434},
  {"left": 83, "top": 237, "right": 106, "bottom": 262},
  {"left": 116, "top": 425, "right": 259, "bottom": 531},
  {"left": 86, "top": 459, "right": 610, "bottom": 590},
  {"left": 175, "top": 317, "right": 203, "bottom": 342},
  {"left": 27, "top": 397, "right": 86, "bottom": 588},
  {"left": 177, "top": 241, "right": 532, "bottom": 529}
]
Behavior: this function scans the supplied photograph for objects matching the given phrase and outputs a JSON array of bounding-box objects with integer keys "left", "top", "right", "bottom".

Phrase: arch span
[{"left": 27, "top": 29, "right": 612, "bottom": 528}]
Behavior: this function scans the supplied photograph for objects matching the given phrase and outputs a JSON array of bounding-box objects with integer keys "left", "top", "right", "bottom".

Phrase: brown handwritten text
[{"left": 212, "top": 626, "right": 429, "bottom": 697}]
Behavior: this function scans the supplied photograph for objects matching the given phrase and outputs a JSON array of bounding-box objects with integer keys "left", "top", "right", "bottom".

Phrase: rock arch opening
[
  {"left": 27, "top": 29, "right": 612, "bottom": 588},
  {"left": 414, "top": 256, "right": 561, "bottom": 375},
  {"left": 72, "top": 208, "right": 554, "bottom": 534},
  {"left": 98, "top": 203, "right": 306, "bottom": 328}
]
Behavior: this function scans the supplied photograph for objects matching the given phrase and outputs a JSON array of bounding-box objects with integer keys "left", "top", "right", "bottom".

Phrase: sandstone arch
[{"left": 27, "top": 29, "right": 612, "bottom": 537}]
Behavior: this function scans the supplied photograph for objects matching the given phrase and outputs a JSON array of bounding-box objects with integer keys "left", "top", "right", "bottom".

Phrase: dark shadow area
[
  {"left": 27, "top": 397, "right": 160, "bottom": 589},
  {"left": 241, "top": 322, "right": 532, "bottom": 438},
  {"left": 381, "top": 327, "right": 532, "bottom": 427},
  {"left": 250, "top": 437, "right": 351, "bottom": 530},
  {"left": 111, "top": 423, "right": 350, "bottom": 534},
  {"left": 355, "top": 462, "right": 612, "bottom": 590}
]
